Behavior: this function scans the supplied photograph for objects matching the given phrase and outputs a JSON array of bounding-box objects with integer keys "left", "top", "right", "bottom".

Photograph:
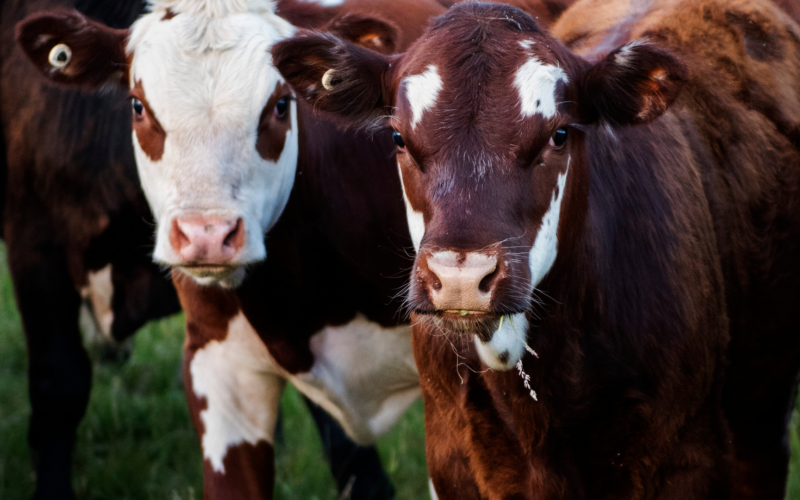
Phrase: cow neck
[
  {"left": 455, "top": 114, "right": 730, "bottom": 457},
  {"left": 271, "top": 97, "right": 410, "bottom": 326},
  {"left": 221, "top": 98, "right": 411, "bottom": 374}
]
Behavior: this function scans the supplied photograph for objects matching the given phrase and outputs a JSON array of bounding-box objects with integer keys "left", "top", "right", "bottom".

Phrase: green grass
[{"left": 0, "top": 241, "right": 798, "bottom": 499}]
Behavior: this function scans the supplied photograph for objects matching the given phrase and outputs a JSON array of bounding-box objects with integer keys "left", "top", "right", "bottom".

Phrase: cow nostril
[
  {"left": 479, "top": 263, "right": 502, "bottom": 293},
  {"left": 222, "top": 219, "right": 244, "bottom": 250},
  {"left": 170, "top": 219, "right": 190, "bottom": 251}
]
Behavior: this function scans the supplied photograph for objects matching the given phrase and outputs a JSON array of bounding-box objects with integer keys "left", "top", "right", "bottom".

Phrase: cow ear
[
  {"left": 271, "top": 31, "right": 395, "bottom": 128},
  {"left": 581, "top": 41, "right": 687, "bottom": 125},
  {"left": 16, "top": 9, "right": 129, "bottom": 89},
  {"left": 326, "top": 14, "right": 398, "bottom": 55}
]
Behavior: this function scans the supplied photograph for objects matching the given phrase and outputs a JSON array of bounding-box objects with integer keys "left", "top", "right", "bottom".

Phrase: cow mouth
[
  {"left": 179, "top": 264, "right": 240, "bottom": 280},
  {"left": 418, "top": 310, "right": 503, "bottom": 342}
]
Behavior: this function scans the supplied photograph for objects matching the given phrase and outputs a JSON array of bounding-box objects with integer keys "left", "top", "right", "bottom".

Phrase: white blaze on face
[
  {"left": 514, "top": 41, "right": 569, "bottom": 119},
  {"left": 127, "top": 2, "right": 298, "bottom": 271},
  {"left": 404, "top": 65, "right": 442, "bottom": 130},
  {"left": 190, "top": 313, "right": 286, "bottom": 473},
  {"left": 474, "top": 312, "right": 528, "bottom": 370},
  {"left": 398, "top": 162, "right": 425, "bottom": 252},
  {"left": 529, "top": 161, "right": 569, "bottom": 287}
]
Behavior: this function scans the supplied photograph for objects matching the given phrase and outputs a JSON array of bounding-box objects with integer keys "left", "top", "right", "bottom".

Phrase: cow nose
[
  {"left": 420, "top": 251, "right": 501, "bottom": 311},
  {"left": 169, "top": 215, "right": 245, "bottom": 265}
]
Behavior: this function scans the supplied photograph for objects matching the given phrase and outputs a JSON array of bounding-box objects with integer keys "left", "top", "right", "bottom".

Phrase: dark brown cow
[
  {"left": 1, "top": 2, "right": 181, "bottom": 498},
  {"left": 274, "top": 0, "right": 800, "bottom": 497}
]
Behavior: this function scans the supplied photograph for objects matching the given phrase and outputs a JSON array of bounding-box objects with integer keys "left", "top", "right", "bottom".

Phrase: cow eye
[
  {"left": 132, "top": 98, "right": 144, "bottom": 118},
  {"left": 392, "top": 130, "right": 405, "bottom": 148},
  {"left": 549, "top": 128, "right": 567, "bottom": 148},
  {"left": 275, "top": 98, "right": 288, "bottom": 119}
]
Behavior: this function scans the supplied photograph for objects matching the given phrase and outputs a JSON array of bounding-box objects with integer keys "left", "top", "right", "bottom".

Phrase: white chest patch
[
  {"left": 404, "top": 65, "right": 442, "bottom": 130},
  {"left": 529, "top": 162, "right": 569, "bottom": 287},
  {"left": 474, "top": 312, "right": 528, "bottom": 371},
  {"left": 189, "top": 312, "right": 420, "bottom": 473},
  {"left": 190, "top": 313, "right": 285, "bottom": 473},
  {"left": 290, "top": 314, "right": 420, "bottom": 444},
  {"left": 398, "top": 163, "right": 425, "bottom": 252},
  {"left": 514, "top": 43, "right": 569, "bottom": 119}
]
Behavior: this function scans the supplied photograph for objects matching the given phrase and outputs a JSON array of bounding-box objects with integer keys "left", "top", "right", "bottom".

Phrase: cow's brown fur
[
  {"left": 274, "top": 0, "right": 800, "bottom": 497},
  {"left": 130, "top": 81, "right": 166, "bottom": 162},
  {"left": 256, "top": 83, "right": 293, "bottom": 162}
]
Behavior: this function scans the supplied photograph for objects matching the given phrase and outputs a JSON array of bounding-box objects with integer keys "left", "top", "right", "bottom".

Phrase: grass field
[{"left": 0, "top": 242, "right": 798, "bottom": 499}]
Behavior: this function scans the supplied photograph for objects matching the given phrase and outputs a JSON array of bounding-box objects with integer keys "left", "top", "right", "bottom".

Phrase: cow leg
[
  {"left": 424, "top": 418, "right": 481, "bottom": 500},
  {"left": 726, "top": 371, "right": 799, "bottom": 500},
  {"left": 183, "top": 328, "right": 286, "bottom": 500},
  {"left": 7, "top": 245, "right": 88, "bottom": 500},
  {"left": 422, "top": 393, "right": 482, "bottom": 500},
  {"left": 302, "top": 395, "right": 396, "bottom": 499}
]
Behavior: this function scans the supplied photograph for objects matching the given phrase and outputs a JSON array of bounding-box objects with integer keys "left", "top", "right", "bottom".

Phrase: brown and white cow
[
  {"left": 15, "top": 0, "right": 451, "bottom": 497},
  {"left": 274, "top": 0, "right": 800, "bottom": 497}
]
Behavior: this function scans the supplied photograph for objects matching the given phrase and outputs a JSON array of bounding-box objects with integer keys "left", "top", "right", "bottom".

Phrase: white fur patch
[
  {"left": 404, "top": 65, "right": 442, "bottom": 130},
  {"left": 190, "top": 312, "right": 419, "bottom": 472},
  {"left": 190, "top": 313, "right": 285, "bottom": 473},
  {"left": 474, "top": 312, "right": 528, "bottom": 371},
  {"left": 529, "top": 161, "right": 569, "bottom": 287},
  {"left": 127, "top": 3, "right": 298, "bottom": 275},
  {"left": 398, "top": 163, "right": 425, "bottom": 252},
  {"left": 79, "top": 264, "right": 114, "bottom": 339},
  {"left": 429, "top": 478, "right": 439, "bottom": 500},
  {"left": 290, "top": 314, "right": 420, "bottom": 444},
  {"left": 514, "top": 54, "right": 568, "bottom": 119},
  {"left": 614, "top": 40, "right": 648, "bottom": 68}
]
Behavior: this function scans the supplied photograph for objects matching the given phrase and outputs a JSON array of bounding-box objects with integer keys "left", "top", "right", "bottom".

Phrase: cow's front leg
[
  {"left": 6, "top": 229, "right": 89, "bottom": 500},
  {"left": 183, "top": 313, "right": 286, "bottom": 500}
]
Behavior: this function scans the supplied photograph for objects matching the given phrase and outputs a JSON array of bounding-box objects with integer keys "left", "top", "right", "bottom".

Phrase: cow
[
  {"left": 3, "top": 0, "right": 413, "bottom": 498},
  {"left": 272, "top": 0, "right": 800, "bottom": 497},
  {"left": 14, "top": 0, "right": 455, "bottom": 497},
  {"left": 1, "top": 2, "right": 182, "bottom": 498}
]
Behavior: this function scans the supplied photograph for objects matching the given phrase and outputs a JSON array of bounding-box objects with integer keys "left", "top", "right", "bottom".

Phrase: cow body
[
  {"left": 174, "top": 107, "right": 422, "bottom": 495},
  {"left": 274, "top": 0, "right": 800, "bottom": 497}
]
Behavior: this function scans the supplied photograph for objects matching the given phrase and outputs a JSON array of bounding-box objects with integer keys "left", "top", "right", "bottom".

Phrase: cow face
[
  {"left": 274, "top": 2, "right": 686, "bottom": 369},
  {"left": 126, "top": 6, "right": 298, "bottom": 287},
  {"left": 17, "top": 2, "right": 298, "bottom": 287}
]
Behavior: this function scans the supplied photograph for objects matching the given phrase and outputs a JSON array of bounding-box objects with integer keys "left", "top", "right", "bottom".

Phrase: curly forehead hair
[{"left": 430, "top": 2, "right": 543, "bottom": 36}]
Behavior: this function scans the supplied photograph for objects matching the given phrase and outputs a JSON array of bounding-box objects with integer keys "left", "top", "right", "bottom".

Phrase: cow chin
[
  {"left": 178, "top": 265, "right": 247, "bottom": 289},
  {"left": 426, "top": 311, "right": 503, "bottom": 340},
  {"left": 421, "top": 310, "right": 529, "bottom": 371}
]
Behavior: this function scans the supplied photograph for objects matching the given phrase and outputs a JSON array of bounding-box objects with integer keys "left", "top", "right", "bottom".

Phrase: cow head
[
  {"left": 273, "top": 2, "right": 687, "bottom": 369},
  {"left": 16, "top": 2, "right": 297, "bottom": 287},
  {"left": 16, "top": 1, "right": 398, "bottom": 288}
]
